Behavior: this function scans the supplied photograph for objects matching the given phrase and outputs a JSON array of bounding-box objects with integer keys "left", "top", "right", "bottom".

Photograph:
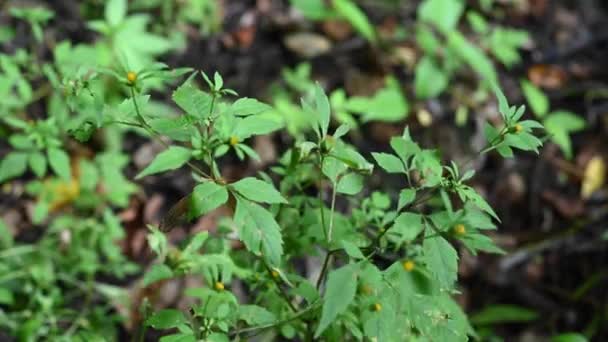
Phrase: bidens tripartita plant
[{"left": 87, "top": 67, "right": 543, "bottom": 341}]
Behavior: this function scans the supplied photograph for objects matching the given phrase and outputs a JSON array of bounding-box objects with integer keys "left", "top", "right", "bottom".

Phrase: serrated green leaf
[
  {"left": 189, "top": 182, "right": 229, "bottom": 219},
  {"left": 230, "top": 98, "right": 273, "bottom": 116},
  {"left": 423, "top": 232, "right": 458, "bottom": 290},
  {"left": 415, "top": 57, "right": 448, "bottom": 99},
  {"left": 28, "top": 152, "right": 47, "bottom": 178},
  {"left": 238, "top": 305, "right": 277, "bottom": 325},
  {"left": 460, "top": 186, "right": 500, "bottom": 221},
  {"left": 314, "top": 83, "right": 331, "bottom": 138},
  {"left": 390, "top": 136, "right": 420, "bottom": 163},
  {"left": 449, "top": 30, "right": 497, "bottom": 82},
  {"left": 146, "top": 309, "right": 187, "bottom": 329},
  {"left": 372, "top": 152, "right": 405, "bottom": 173},
  {"left": 136, "top": 146, "right": 191, "bottom": 179},
  {"left": 231, "top": 177, "right": 287, "bottom": 204},
  {"left": 521, "top": 80, "right": 548, "bottom": 117},
  {"left": 0, "top": 152, "right": 28, "bottom": 183},
  {"left": 460, "top": 233, "right": 505, "bottom": 255},
  {"left": 544, "top": 111, "right": 585, "bottom": 159},
  {"left": 315, "top": 263, "right": 359, "bottom": 337},
  {"left": 398, "top": 189, "right": 416, "bottom": 210},
  {"left": 341, "top": 240, "right": 364, "bottom": 259},
  {"left": 47, "top": 148, "right": 71, "bottom": 181},
  {"left": 233, "top": 198, "right": 283, "bottom": 265},
  {"left": 142, "top": 264, "right": 173, "bottom": 287},
  {"left": 419, "top": 0, "right": 464, "bottom": 33},
  {"left": 347, "top": 80, "right": 409, "bottom": 122},
  {"left": 213, "top": 72, "right": 223, "bottom": 91},
  {"left": 149, "top": 116, "right": 194, "bottom": 142},
  {"left": 333, "top": 0, "right": 376, "bottom": 43},
  {"left": 183, "top": 231, "right": 210, "bottom": 256},
  {"left": 105, "top": 0, "right": 126, "bottom": 27},
  {"left": 172, "top": 83, "right": 213, "bottom": 120},
  {"left": 333, "top": 123, "right": 350, "bottom": 139},
  {"left": 389, "top": 212, "right": 423, "bottom": 243},
  {"left": 234, "top": 116, "right": 283, "bottom": 140},
  {"left": 336, "top": 173, "right": 363, "bottom": 195},
  {"left": 322, "top": 157, "right": 347, "bottom": 183}
]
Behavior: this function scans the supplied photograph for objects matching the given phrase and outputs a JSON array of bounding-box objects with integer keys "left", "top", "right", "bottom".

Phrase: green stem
[
  {"left": 327, "top": 184, "right": 337, "bottom": 242},
  {"left": 231, "top": 301, "right": 320, "bottom": 338},
  {"left": 315, "top": 250, "right": 335, "bottom": 290},
  {"left": 64, "top": 273, "right": 94, "bottom": 337},
  {"left": 263, "top": 261, "right": 297, "bottom": 312}
]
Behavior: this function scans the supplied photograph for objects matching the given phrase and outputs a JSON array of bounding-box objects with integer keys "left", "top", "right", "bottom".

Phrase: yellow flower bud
[
  {"left": 372, "top": 303, "right": 382, "bottom": 312},
  {"left": 214, "top": 281, "right": 225, "bottom": 291},
  {"left": 360, "top": 284, "right": 373, "bottom": 295},
  {"left": 271, "top": 269, "right": 280, "bottom": 278},
  {"left": 453, "top": 224, "right": 466, "bottom": 236},
  {"left": 127, "top": 71, "right": 137, "bottom": 84},
  {"left": 514, "top": 124, "right": 523, "bottom": 133},
  {"left": 229, "top": 136, "right": 239, "bottom": 146},
  {"left": 402, "top": 260, "right": 415, "bottom": 272}
]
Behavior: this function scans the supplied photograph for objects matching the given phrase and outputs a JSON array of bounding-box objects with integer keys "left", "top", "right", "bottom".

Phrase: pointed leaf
[
  {"left": 315, "top": 263, "right": 359, "bottom": 337},
  {"left": 172, "top": 83, "right": 213, "bottom": 119},
  {"left": 423, "top": 232, "right": 458, "bottom": 290},
  {"left": 372, "top": 152, "right": 405, "bottom": 173},
  {"left": 136, "top": 146, "right": 191, "bottom": 179},
  {"left": 189, "top": 182, "right": 229, "bottom": 219},
  {"left": 47, "top": 148, "right": 71, "bottom": 181},
  {"left": 0, "top": 152, "right": 28, "bottom": 182},
  {"left": 233, "top": 198, "right": 283, "bottom": 265},
  {"left": 314, "top": 83, "right": 331, "bottom": 138},
  {"left": 231, "top": 177, "right": 287, "bottom": 204},
  {"left": 230, "top": 98, "right": 273, "bottom": 116}
]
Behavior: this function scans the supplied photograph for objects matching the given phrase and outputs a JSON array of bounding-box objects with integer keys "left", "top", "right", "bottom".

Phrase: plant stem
[
  {"left": 64, "top": 273, "right": 94, "bottom": 337},
  {"left": 230, "top": 301, "right": 320, "bottom": 338},
  {"left": 315, "top": 250, "right": 334, "bottom": 290},
  {"left": 316, "top": 179, "right": 338, "bottom": 290},
  {"left": 327, "top": 184, "right": 337, "bottom": 242},
  {"left": 263, "top": 261, "right": 297, "bottom": 313}
]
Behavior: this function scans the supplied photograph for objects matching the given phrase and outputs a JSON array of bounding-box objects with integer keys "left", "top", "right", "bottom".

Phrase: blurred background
[{"left": 1, "top": 0, "right": 607, "bottom": 341}]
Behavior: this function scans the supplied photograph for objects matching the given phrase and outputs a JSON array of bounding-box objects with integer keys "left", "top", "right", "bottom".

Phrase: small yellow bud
[
  {"left": 402, "top": 260, "right": 415, "bottom": 272},
  {"left": 453, "top": 224, "right": 466, "bottom": 235},
  {"left": 229, "top": 136, "right": 239, "bottom": 146},
  {"left": 214, "top": 281, "right": 225, "bottom": 291},
  {"left": 126, "top": 71, "right": 137, "bottom": 84},
  {"left": 360, "top": 284, "right": 373, "bottom": 295},
  {"left": 514, "top": 124, "right": 523, "bottom": 133},
  {"left": 372, "top": 303, "right": 382, "bottom": 312},
  {"left": 271, "top": 269, "right": 280, "bottom": 278}
]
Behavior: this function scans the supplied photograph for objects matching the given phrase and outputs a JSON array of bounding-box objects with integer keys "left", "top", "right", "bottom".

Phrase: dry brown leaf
[{"left": 528, "top": 64, "right": 568, "bottom": 89}]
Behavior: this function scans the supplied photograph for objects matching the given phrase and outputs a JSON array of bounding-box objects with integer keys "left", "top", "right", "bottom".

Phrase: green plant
[
  {"left": 0, "top": 1, "right": 553, "bottom": 340},
  {"left": 0, "top": 2, "right": 185, "bottom": 339},
  {"left": 51, "top": 65, "right": 542, "bottom": 340},
  {"left": 269, "top": 63, "right": 409, "bottom": 135},
  {"left": 521, "top": 79, "right": 585, "bottom": 159},
  {"left": 289, "top": 0, "right": 377, "bottom": 43}
]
